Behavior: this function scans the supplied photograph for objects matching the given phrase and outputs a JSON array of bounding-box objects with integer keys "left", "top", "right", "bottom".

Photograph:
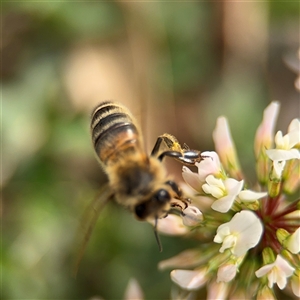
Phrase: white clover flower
[
  {"left": 214, "top": 210, "right": 263, "bottom": 257},
  {"left": 202, "top": 175, "right": 244, "bottom": 213},
  {"left": 266, "top": 118, "right": 300, "bottom": 161},
  {"left": 170, "top": 268, "right": 208, "bottom": 291},
  {"left": 255, "top": 255, "right": 295, "bottom": 290}
]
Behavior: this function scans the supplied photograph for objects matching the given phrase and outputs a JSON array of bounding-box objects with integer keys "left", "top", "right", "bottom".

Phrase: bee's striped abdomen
[{"left": 91, "top": 101, "right": 142, "bottom": 166}]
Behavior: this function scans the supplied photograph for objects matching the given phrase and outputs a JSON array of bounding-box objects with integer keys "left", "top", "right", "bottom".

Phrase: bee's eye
[
  {"left": 135, "top": 203, "right": 147, "bottom": 219},
  {"left": 155, "top": 189, "right": 170, "bottom": 203}
]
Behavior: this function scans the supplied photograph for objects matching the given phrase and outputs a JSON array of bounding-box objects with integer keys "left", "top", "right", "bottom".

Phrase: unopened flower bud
[{"left": 182, "top": 206, "right": 203, "bottom": 227}]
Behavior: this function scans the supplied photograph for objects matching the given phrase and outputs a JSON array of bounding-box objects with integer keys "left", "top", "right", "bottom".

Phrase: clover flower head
[{"left": 158, "top": 101, "right": 300, "bottom": 300}]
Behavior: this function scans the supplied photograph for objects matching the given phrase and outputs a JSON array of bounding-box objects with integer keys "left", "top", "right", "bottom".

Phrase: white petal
[
  {"left": 196, "top": 151, "right": 222, "bottom": 179},
  {"left": 287, "top": 227, "right": 300, "bottom": 254},
  {"left": 274, "top": 131, "right": 284, "bottom": 147},
  {"left": 224, "top": 178, "right": 244, "bottom": 195},
  {"left": 171, "top": 269, "right": 207, "bottom": 290},
  {"left": 233, "top": 218, "right": 263, "bottom": 256},
  {"left": 223, "top": 211, "right": 263, "bottom": 257},
  {"left": 239, "top": 190, "right": 267, "bottom": 201},
  {"left": 182, "top": 166, "right": 203, "bottom": 192},
  {"left": 217, "top": 263, "right": 237, "bottom": 282},
  {"left": 276, "top": 255, "right": 295, "bottom": 277},
  {"left": 256, "top": 255, "right": 295, "bottom": 290},
  {"left": 214, "top": 225, "right": 230, "bottom": 243},
  {"left": 211, "top": 194, "right": 236, "bottom": 213},
  {"left": 288, "top": 118, "right": 300, "bottom": 133},
  {"left": 206, "top": 174, "right": 224, "bottom": 187},
  {"left": 266, "top": 149, "right": 300, "bottom": 161},
  {"left": 219, "top": 235, "right": 237, "bottom": 253},
  {"left": 273, "top": 160, "right": 286, "bottom": 178},
  {"left": 254, "top": 101, "right": 280, "bottom": 155},
  {"left": 255, "top": 264, "right": 274, "bottom": 278}
]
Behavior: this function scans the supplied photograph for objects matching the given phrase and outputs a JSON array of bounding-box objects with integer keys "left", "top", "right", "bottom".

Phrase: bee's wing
[{"left": 73, "top": 184, "right": 114, "bottom": 277}]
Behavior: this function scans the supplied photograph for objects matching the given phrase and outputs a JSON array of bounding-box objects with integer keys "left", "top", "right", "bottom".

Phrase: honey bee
[{"left": 74, "top": 101, "right": 203, "bottom": 273}]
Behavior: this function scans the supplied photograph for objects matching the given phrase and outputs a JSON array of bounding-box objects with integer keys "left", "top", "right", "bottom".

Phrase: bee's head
[{"left": 134, "top": 188, "right": 171, "bottom": 221}]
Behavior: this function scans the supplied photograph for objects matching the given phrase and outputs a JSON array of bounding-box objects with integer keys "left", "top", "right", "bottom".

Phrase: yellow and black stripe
[{"left": 90, "top": 101, "right": 142, "bottom": 165}]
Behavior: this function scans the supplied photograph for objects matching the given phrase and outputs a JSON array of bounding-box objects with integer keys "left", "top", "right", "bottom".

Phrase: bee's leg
[
  {"left": 157, "top": 150, "right": 182, "bottom": 161},
  {"left": 151, "top": 134, "right": 181, "bottom": 157},
  {"left": 151, "top": 134, "right": 203, "bottom": 165}
]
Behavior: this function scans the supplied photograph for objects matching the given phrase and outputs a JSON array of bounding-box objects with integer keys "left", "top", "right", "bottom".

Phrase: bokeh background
[{"left": 2, "top": 1, "right": 299, "bottom": 299}]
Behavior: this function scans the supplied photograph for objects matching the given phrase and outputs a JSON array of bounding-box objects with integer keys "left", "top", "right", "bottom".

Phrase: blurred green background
[{"left": 2, "top": 2, "right": 299, "bottom": 299}]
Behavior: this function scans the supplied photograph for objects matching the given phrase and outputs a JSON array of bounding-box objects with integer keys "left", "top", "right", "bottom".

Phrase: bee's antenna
[{"left": 154, "top": 217, "right": 163, "bottom": 252}]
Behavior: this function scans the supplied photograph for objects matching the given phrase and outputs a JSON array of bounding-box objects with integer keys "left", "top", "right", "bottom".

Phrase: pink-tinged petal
[
  {"left": 287, "top": 119, "right": 300, "bottom": 147},
  {"left": 124, "top": 278, "right": 144, "bottom": 300},
  {"left": 266, "top": 149, "right": 300, "bottom": 161},
  {"left": 207, "top": 281, "right": 230, "bottom": 300},
  {"left": 254, "top": 102, "right": 280, "bottom": 183},
  {"left": 158, "top": 249, "right": 203, "bottom": 270},
  {"left": 182, "top": 166, "right": 203, "bottom": 192},
  {"left": 213, "top": 117, "right": 243, "bottom": 180},
  {"left": 255, "top": 264, "right": 274, "bottom": 278},
  {"left": 254, "top": 101, "right": 280, "bottom": 156},
  {"left": 276, "top": 255, "right": 295, "bottom": 277},
  {"left": 288, "top": 118, "right": 300, "bottom": 134},
  {"left": 217, "top": 263, "right": 237, "bottom": 282},
  {"left": 153, "top": 215, "right": 188, "bottom": 235},
  {"left": 171, "top": 269, "right": 207, "bottom": 290},
  {"left": 196, "top": 151, "right": 222, "bottom": 179},
  {"left": 182, "top": 206, "right": 203, "bottom": 226}
]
